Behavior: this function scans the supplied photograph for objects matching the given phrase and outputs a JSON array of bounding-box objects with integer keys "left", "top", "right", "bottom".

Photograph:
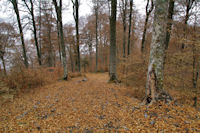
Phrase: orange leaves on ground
[{"left": 0, "top": 73, "right": 199, "bottom": 132}]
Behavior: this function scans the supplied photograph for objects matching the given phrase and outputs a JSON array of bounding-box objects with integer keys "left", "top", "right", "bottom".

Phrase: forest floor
[{"left": 0, "top": 73, "right": 200, "bottom": 132}]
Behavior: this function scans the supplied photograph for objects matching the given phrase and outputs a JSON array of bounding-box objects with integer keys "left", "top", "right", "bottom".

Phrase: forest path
[{"left": 0, "top": 73, "right": 199, "bottom": 132}]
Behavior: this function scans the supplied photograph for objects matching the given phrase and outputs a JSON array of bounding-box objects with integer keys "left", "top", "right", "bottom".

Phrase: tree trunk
[
  {"left": 56, "top": 20, "right": 62, "bottom": 62},
  {"left": 182, "top": 0, "right": 195, "bottom": 49},
  {"left": 72, "top": 0, "right": 81, "bottom": 72},
  {"left": 0, "top": 56, "right": 6, "bottom": 76},
  {"left": 53, "top": 0, "right": 68, "bottom": 80},
  {"left": 141, "top": 0, "right": 154, "bottom": 53},
  {"left": 67, "top": 45, "right": 74, "bottom": 72},
  {"left": 109, "top": 0, "right": 117, "bottom": 82},
  {"left": 121, "top": 0, "right": 127, "bottom": 58},
  {"left": 10, "top": 0, "right": 28, "bottom": 68},
  {"left": 143, "top": 0, "right": 172, "bottom": 105},
  {"left": 29, "top": 0, "right": 42, "bottom": 66},
  {"left": 127, "top": 0, "right": 133, "bottom": 56},
  {"left": 38, "top": 0, "right": 42, "bottom": 60},
  {"left": 95, "top": 2, "right": 99, "bottom": 72},
  {"left": 165, "top": 0, "right": 174, "bottom": 50}
]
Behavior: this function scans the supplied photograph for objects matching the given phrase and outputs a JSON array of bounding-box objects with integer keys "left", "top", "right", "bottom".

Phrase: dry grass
[{"left": 4, "top": 67, "right": 62, "bottom": 92}]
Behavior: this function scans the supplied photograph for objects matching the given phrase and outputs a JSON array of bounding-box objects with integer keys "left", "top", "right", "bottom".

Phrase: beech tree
[
  {"left": 52, "top": 0, "right": 68, "bottom": 80},
  {"left": 109, "top": 0, "right": 117, "bottom": 82},
  {"left": 9, "top": 0, "right": 28, "bottom": 68},
  {"left": 93, "top": 0, "right": 99, "bottom": 72},
  {"left": 143, "top": 0, "right": 172, "bottom": 105},
  {"left": 141, "top": 0, "right": 154, "bottom": 53},
  {"left": 22, "top": 0, "right": 42, "bottom": 66},
  {"left": 165, "top": 0, "right": 175, "bottom": 50},
  {"left": 119, "top": 0, "right": 128, "bottom": 58},
  {"left": 127, "top": 0, "right": 133, "bottom": 56},
  {"left": 71, "top": 0, "right": 81, "bottom": 72}
]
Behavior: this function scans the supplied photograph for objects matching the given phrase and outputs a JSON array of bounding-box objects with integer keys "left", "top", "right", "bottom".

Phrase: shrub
[{"left": 4, "top": 67, "right": 61, "bottom": 91}]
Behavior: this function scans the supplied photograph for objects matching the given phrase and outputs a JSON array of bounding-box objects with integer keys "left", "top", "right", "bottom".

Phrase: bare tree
[
  {"left": 0, "top": 22, "right": 15, "bottom": 75},
  {"left": 92, "top": 0, "right": 99, "bottom": 72},
  {"left": 143, "top": 0, "right": 172, "bottom": 105},
  {"left": 109, "top": 0, "right": 117, "bottom": 82},
  {"left": 9, "top": 0, "right": 28, "bottom": 68},
  {"left": 141, "top": 0, "right": 154, "bottom": 53},
  {"left": 127, "top": 0, "right": 133, "bottom": 56},
  {"left": 22, "top": 0, "right": 42, "bottom": 66},
  {"left": 119, "top": 0, "right": 128, "bottom": 58},
  {"left": 71, "top": 0, "right": 81, "bottom": 72},
  {"left": 52, "top": 0, "right": 68, "bottom": 80},
  {"left": 182, "top": 0, "right": 195, "bottom": 49}
]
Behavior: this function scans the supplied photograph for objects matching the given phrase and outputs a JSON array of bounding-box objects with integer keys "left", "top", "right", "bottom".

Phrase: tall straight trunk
[
  {"left": 10, "top": 0, "right": 28, "bottom": 68},
  {"left": 141, "top": 0, "right": 154, "bottom": 53},
  {"left": 143, "top": 0, "right": 172, "bottom": 105},
  {"left": 72, "top": 0, "right": 81, "bottom": 72},
  {"left": 127, "top": 0, "right": 133, "bottom": 56},
  {"left": 89, "top": 43, "right": 93, "bottom": 72},
  {"left": 39, "top": 0, "right": 42, "bottom": 57},
  {"left": 109, "top": 0, "right": 117, "bottom": 81},
  {"left": 67, "top": 45, "right": 74, "bottom": 72},
  {"left": 192, "top": 45, "right": 198, "bottom": 88},
  {"left": 56, "top": 20, "right": 62, "bottom": 62},
  {"left": 53, "top": 0, "right": 68, "bottom": 80},
  {"left": 23, "top": 0, "right": 42, "bottom": 66},
  {"left": 165, "top": 0, "right": 175, "bottom": 50},
  {"left": 95, "top": 3, "right": 99, "bottom": 72},
  {"left": 121, "top": 0, "right": 127, "bottom": 58},
  {"left": 76, "top": 0, "right": 81, "bottom": 72}
]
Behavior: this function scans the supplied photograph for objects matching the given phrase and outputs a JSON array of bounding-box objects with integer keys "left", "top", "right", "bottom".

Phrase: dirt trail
[{"left": 0, "top": 73, "right": 199, "bottom": 132}]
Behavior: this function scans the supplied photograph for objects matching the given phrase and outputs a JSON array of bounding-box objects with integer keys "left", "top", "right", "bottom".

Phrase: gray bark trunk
[
  {"left": 182, "top": 0, "right": 195, "bottom": 49},
  {"left": 10, "top": 0, "right": 28, "bottom": 68},
  {"left": 143, "top": 0, "right": 172, "bottom": 105},
  {"left": 127, "top": 0, "right": 133, "bottom": 56},
  {"left": 56, "top": 20, "right": 62, "bottom": 62},
  {"left": 109, "top": 0, "right": 117, "bottom": 82},
  {"left": 23, "top": 0, "right": 42, "bottom": 66},
  {"left": 0, "top": 56, "right": 6, "bottom": 76},
  {"left": 72, "top": 0, "right": 81, "bottom": 72},
  {"left": 141, "top": 0, "right": 154, "bottom": 53},
  {"left": 95, "top": 2, "right": 99, "bottom": 72},
  {"left": 53, "top": 0, "right": 68, "bottom": 80},
  {"left": 121, "top": 0, "right": 127, "bottom": 58},
  {"left": 165, "top": 0, "right": 174, "bottom": 50}
]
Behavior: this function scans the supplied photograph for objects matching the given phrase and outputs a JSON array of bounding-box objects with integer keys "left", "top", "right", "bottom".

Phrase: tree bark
[
  {"left": 56, "top": 20, "right": 62, "bottom": 62},
  {"left": 0, "top": 56, "right": 6, "bottom": 76},
  {"left": 127, "top": 0, "right": 133, "bottom": 56},
  {"left": 141, "top": 0, "right": 154, "bottom": 53},
  {"left": 10, "top": 0, "right": 28, "bottom": 68},
  {"left": 72, "top": 0, "right": 81, "bottom": 72},
  {"left": 182, "top": 0, "right": 195, "bottom": 49},
  {"left": 143, "top": 0, "right": 172, "bottom": 105},
  {"left": 95, "top": 1, "right": 99, "bottom": 72},
  {"left": 53, "top": 0, "right": 68, "bottom": 80},
  {"left": 23, "top": 0, "right": 42, "bottom": 66},
  {"left": 109, "top": 0, "right": 117, "bottom": 82},
  {"left": 120, "top": 0, "right": 127, "bottom": 58},
  {"left": 165, "top": 0, "right": 175, "bottom": 50}
]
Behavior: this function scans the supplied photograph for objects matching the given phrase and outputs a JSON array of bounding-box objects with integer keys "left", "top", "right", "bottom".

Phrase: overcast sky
[{"left": 0, "top": 0, "right": 146, "bottom": 24}]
